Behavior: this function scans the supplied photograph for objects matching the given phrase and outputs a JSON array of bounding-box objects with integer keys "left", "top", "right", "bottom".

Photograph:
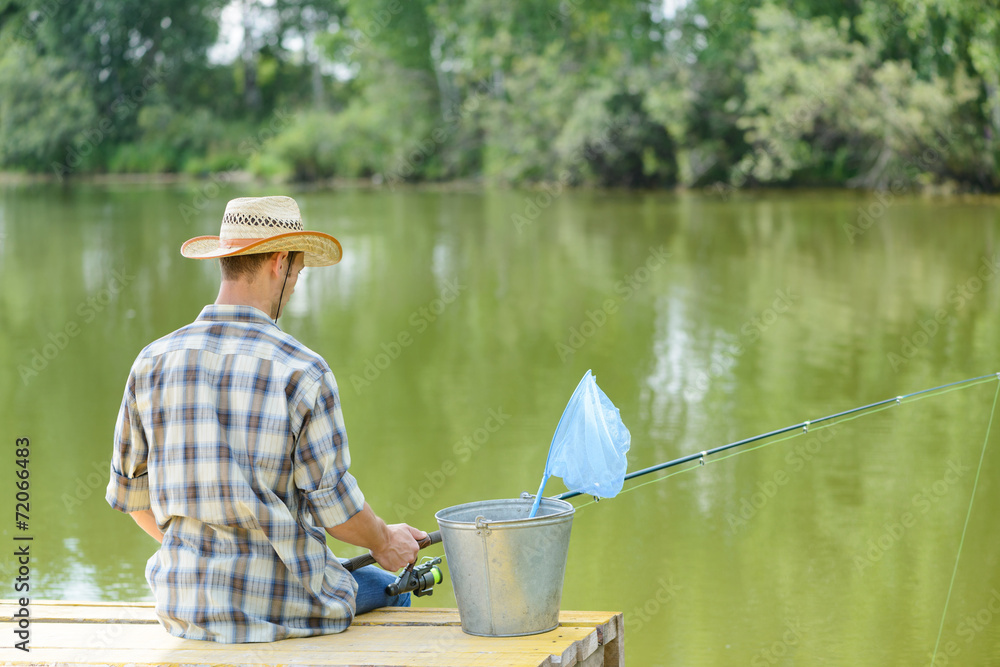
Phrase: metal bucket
[{"left": 435, "top": 496, "right": 574, "bottom": 637}]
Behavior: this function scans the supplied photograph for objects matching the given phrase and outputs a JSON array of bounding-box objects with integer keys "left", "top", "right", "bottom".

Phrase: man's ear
[{"left": 269, "top": 251, "right": 289, "bottom": 279}]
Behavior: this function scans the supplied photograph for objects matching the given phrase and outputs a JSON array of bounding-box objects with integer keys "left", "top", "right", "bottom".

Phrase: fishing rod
[
  {"left": 341, "top": 531, "right": 444, "bottom": 597},
  {"left": 338, "top": 372, "right": 996, "bottom": 591},
  {"left": 341, "top": 531, "right": 441, "bottom": 572},
  {"left": 556, "top": 372, "right": 999, "bottom": 501}
]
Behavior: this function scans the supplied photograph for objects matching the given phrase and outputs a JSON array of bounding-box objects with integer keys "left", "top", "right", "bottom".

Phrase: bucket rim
[{"left": 434, "top": 496, "right": 574, "bottom": 528}]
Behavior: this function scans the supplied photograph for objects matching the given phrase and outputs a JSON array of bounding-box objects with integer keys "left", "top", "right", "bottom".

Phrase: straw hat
[{"left": 181, "top": 196, "right": 341, "bottom": 267}]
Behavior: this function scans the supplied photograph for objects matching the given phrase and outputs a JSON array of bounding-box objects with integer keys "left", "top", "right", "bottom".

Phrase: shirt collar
[{"left": 196, "top": 304, "right": 282, "bottom": 330}]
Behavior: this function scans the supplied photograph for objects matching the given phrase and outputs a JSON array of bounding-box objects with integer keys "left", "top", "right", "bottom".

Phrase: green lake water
[{"left": 2, "top": 183, "right": 1000, "bottom": 665}]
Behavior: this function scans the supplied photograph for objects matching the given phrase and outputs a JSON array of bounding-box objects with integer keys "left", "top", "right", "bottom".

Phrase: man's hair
[{"left": 219, "top": 251, "right": 301, "bottom": 281}]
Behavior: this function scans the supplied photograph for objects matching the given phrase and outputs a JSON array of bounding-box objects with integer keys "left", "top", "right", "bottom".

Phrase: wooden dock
[{"left": 0, "top": 600, "right": 623, "bottom": 666}]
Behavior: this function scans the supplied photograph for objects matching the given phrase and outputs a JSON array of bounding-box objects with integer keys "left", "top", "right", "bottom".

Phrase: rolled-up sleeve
[
  {"left": 293, "top": 372, "right": 365, "bottom": 527},
  {"left": 106, "top": 372, "right": 152, "bottom": 513}
]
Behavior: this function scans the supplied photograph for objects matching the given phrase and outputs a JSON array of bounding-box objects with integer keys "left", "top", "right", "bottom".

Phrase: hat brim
[{"left": 181, "top": 231, "right": 342, "bottom": 267}]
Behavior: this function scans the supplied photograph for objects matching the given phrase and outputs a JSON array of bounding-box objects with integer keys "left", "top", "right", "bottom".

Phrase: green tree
[
  {"left": 735, "top": 4, "right": 983, "bottom": 188},
  {"left": 664, "top": 0, "right": 763, "bottom": 186},
  {"left": 0, "top": 0, "right": 997, "bottom": 190},
  {"left": 6, "top": 0, "right": 225, "bottom": 155},
  {"left": 0, "top": 43, "right": 97, "bottom": 172}
]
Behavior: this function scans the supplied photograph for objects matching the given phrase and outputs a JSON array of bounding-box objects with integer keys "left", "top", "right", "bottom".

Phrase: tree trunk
[
  {"left": 310, "top": 35, "right": 324, "bottom": 109},
  {"left": 241, "top": 0, "right": 261, "bottom": 111}
]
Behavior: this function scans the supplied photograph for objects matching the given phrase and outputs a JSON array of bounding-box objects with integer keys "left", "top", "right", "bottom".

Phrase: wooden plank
[
  {"left": 4, "top": 602, "right": 619, "bottom": 617},
  {"left": 1, "top": 621, "right": 595, "bottom": 652},
  {"left": 0, "top": 646, "right": 553, "bottom": 666},
  {"left": 0, "top": 601, "right": 622, "bottom": 667},
  {"left": 0, "top": 602, "right": 160, "bottom": 624},
  {"left": 0, "top": 622, "right": 599, "bottom": 665},
  {"left": 0, "top": 601, "right": 466, "bottom": 626},
  {"left": 0, "top": 600, "right": 148, "bottom": 616},
  {"left": 0, "top": 599, "right": 156, "bottom": 611},
  {"left": 0, "top": 601, "right": 616, "bottom": 629},
  {"left": 556, "top": 625, "right": 601, "bottom": 666},
  {"left": 601, "top": 613, "right": 625, "bottom": 667},
  {"left": 553, "top": 610, "right": 619, "bottom": 625},
  {"left": 0, "top": 630, "right": 588, "bottom": 666}
]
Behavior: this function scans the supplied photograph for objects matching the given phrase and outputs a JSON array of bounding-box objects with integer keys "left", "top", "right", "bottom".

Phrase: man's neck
[{"left": 216, "top": 280, "right": 276, "bottom": 319}]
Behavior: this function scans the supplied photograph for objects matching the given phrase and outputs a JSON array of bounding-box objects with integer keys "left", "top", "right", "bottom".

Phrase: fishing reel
[{"left": 386, "top": 556, "right": 443, "bottom": 598}]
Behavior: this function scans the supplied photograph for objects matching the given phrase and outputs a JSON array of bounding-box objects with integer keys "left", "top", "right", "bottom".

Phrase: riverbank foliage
[{"left": 0, "top": 0, "right": 997, "bottom": 190}]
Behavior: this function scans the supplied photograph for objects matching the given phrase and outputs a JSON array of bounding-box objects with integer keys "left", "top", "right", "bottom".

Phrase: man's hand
[
  {"left": 326, "top": 503, "right": 428, "bottom": 571},
  {"left": 371, "top": 524, "right": 427, "bottom": 572},
  {"left": 129, "top": 509, "right": 164, "bottom": 543}
]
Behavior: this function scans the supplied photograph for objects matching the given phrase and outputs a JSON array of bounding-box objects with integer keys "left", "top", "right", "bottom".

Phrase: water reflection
[{"left": 2, "top": 185, "right": 1000, "bottom": 664}]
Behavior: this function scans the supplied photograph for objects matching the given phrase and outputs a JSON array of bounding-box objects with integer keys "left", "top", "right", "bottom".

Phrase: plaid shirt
[{"left": 106, "top": 304, "right": 366, "bottom": 643}]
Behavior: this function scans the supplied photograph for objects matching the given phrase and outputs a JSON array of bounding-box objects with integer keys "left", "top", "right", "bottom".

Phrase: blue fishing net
[{"left": 546, "top": 370, "right": 631, "bottom": 498}]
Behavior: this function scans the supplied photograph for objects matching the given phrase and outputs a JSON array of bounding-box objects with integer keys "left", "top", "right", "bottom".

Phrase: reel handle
[{"left": 341, "top": 530, "right": 441, "bottom": 573}]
